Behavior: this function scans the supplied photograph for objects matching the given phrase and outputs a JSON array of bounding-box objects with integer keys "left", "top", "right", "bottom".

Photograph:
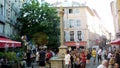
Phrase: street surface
[
  {"left": 27, "top": 57, "right": 100, "bottom": 68},
  {"left": 86, "top": 57, "right": 99, "bottom": 68}
]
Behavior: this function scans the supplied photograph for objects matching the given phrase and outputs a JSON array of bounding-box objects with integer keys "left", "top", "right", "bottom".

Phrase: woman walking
[
  {"left": 86, "top": 50, "right": 91, "bottom": 65},
  {"left": 80, "top": 49, "right": 86, "bottom": 68}
]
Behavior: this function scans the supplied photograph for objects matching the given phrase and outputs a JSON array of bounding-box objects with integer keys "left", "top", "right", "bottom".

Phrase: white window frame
[
  {"left": 73, "top": 8, "right": 80, "bottom": 14},
  {"left": 69, "top": 19, "right": 74, "bottom": 28},
  {"left": 76, "top": 20, "right": 81, "bottom": 27}
]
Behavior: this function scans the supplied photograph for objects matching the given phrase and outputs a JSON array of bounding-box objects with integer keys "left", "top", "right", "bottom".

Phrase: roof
[
  {"left": 51, "top": 1, "right": 82, "bottom": 7},
  {"left": 93, "top": 9, "right": 101, "bottom": 19},
  {"left": 52, "top": 1, "right": 95, "bottom": 16}
]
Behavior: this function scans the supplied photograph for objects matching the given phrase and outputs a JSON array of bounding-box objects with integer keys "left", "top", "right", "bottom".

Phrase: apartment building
[
  {"left": 117, "top": 0, "right": 120, "bottom": 32},
  {"left": 110, "top": 0, "right": 120, "bottom": 38},
  {"left": 0, "top": 0, "right": 23, "bottom": 38},
  {"left": 52, "top": 1, "right": 107, "bottom": 48}
]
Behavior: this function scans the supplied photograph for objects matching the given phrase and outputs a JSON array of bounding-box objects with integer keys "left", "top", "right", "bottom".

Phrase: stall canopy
[
  {"left": 0, "top": 36, "right": 21, "bottom": 48},
  {"left": 65, "top": 41, "right": 87, "bottom": 47},
  {"left": 109, "top": 38, "right": 120, "bottom": 45}
]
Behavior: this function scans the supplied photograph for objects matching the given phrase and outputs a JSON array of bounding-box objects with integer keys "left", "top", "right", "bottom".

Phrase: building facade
[
  {"left": 117, "top": 0, "right": 120, "bottom": 31},
  {"left": 52, "top": 1, "right": 108, "bottom": 48},
  {"left": 0, "top": 0, "right": 23, "bottom": 38},
  {"left": 110, "top": 0, "right": 120, "bottom": 38}
]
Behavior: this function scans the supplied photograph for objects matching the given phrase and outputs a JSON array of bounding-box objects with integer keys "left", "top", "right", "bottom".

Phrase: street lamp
[{"left": 58, "top": 6, "right": 67, "bottom": 59}]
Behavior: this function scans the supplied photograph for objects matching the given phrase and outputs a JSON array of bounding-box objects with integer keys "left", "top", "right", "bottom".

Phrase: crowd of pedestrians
[
  {"left": 64, "top": 46, "right": 120, "bottom": 68},
  {"left": 4, "top": 46, "right": 118, "bottom": 68},
  {"left": 64, "top": 48, "right": 90, "bottom": 68},
  {"left": 20, "top": 47, "right": 57, "bottom": 68}
]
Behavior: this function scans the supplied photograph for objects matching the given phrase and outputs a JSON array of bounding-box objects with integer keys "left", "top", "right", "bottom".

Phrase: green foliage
[
  {"left": 0, "top": 52, "right": 17, "bottom": 61},
  {"left": 17, "top": 0, "right": 60, "bottom": 48},
  {"left": 32, "top": 32, "right": 48, "bottom": 46},
  {"left": 10, "top": 35, "right": 21, "bottom": 42}
]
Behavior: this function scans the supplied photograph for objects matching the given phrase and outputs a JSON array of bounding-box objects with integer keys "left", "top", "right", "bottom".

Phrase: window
[
  {"left": 69, "top": 19, "right": 74, "bottom": 28},
  {"left": 10, "top": 25, "right": 13, "bottom": 35},
  {"left": 75, "top": 9, "right": 79, "bottom": 13},
  {"left": 0, "top": 4, "right": 3, "bottom": 15},
  {"left": 64, "top": 8, "right": 68, "bottom": 14},
  {"left": 78, "top": 31, "right": 82, "bottom": 41},
  {"left": 0, "top": 23, "right": 4, "bottom": 34},
  {"left": 65, "top": 31, "right": 70, "bottom": 41},
  {"left": 70, "top": 31, "right": 74, "bottom": 41},
  {"left": 69, "top": 9, "right": 73, "bottom": 14},
  {"left": 76, "top": 20, "right": 81, "bottom": 27}
]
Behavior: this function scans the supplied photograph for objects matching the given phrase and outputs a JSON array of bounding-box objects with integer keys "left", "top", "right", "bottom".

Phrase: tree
[
  {"left": 17, "top": 0, "right": 60, "bottom": 48},
  {"left": 32, "top": 32, "right": 48, "bottom": 46}
]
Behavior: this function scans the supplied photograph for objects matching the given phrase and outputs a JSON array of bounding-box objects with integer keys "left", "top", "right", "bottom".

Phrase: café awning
[
  {"left": 109, "top": 38, "right": 120, "bottom": 45},
  {"left": 0, "top": 36, "right": 21, "bottom": 48},
  {"left": 65, "top": 41, "right": 87, "bottom": 46}
]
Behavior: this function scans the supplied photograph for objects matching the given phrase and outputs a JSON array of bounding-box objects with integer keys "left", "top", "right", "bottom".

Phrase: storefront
[{"left": 65, "top": 41, "right": 87, "bottom": 50}]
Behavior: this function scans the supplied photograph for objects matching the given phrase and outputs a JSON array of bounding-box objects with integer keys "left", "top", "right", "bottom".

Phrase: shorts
[
  {"left": 98, "top": 55, "right": 102, "bottom": 60},
  {"left": 39, "top": 61, "right": 45, "bottom": 66}
]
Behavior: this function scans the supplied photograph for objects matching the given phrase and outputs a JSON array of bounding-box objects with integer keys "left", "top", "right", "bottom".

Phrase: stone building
[
  {"left": 52, "top": 1, "right": 108, "bottom": 48},
  {"left": 0, "top": 0, "right": 24, "bottom": 38}
]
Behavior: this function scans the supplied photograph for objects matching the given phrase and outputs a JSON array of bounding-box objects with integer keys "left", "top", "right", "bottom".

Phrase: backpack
[{"left": 46, "top": 53, "right": 51, "bottom": 59}]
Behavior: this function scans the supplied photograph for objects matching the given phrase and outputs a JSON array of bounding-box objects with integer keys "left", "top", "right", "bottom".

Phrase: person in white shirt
[
  {"left": 97, "top": 47, "right": 102, "bottom": 63},
  {"left": 97, "top": 60, "right": 108, "bottom": 68},
  {"left": 35, "top": 50, "right": 39, "bottom": 65},
  {"left": 64, "top": 50, "right": 71, "bottom": 68},
  {"left": 107, "top": 52, "right": 112, "bottom": 61}
]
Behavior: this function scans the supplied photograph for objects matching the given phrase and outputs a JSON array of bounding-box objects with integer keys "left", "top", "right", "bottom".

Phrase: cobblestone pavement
[
  {"left": 86, "top": 57, "right": 100, "bottom": 68},
  {"left": 27, "top": 60, "right": 100, "bottom": 68},
  {"left": 27, "top": 57, "right": 101, "bottom": 68}
]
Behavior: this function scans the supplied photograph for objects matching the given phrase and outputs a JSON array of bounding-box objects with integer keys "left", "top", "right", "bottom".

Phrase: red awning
[
  {"left": 0, "top": 36, "right": 21, "bottom": 48},
  {"left": 65, "top": 41, "right": 87, "bottom": 46},
  {"left": 109, "top": 38, "right": 120, "bottom": 45}
]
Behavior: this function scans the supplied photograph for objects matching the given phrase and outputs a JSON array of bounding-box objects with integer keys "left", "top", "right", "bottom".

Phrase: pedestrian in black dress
[
  {"left": 26, "top": 49, "right": 31, "bottom": 67},
  {"left": 86, "top": 50, "right": 91, "bottom": 65},
  {"left": 39, "top": 48, "right": 46, "bottom": 68}
]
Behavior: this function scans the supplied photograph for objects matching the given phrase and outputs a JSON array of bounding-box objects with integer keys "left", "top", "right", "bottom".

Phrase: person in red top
[
  {"left": 46, "top": 49, "right": 52, "bottom": 64},
  {"left": 80, "top": 49, "right": 86, "bottom": 68}
]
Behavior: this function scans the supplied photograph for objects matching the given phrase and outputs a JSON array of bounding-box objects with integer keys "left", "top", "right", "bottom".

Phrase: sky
[
  {"left": 43, "top": 0, "right": 115, "bottom": 36},
  {"left": 86, "top": 0, "right": 115, "bottom": 35}
]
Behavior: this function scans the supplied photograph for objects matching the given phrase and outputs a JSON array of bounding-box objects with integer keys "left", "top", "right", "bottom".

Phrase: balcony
[{"left": 0, "top": 14, "right": 5, "bottom": 23}]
